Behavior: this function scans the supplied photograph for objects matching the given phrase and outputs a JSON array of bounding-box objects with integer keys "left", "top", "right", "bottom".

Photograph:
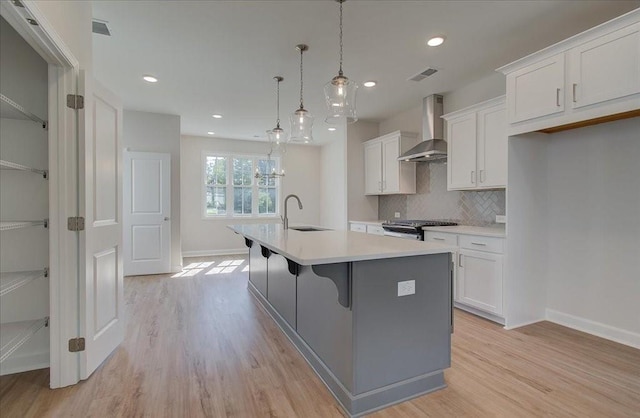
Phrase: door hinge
[
  {"left": 66, "top": 94, "right": 84, "bottom": 109},
  {"left": 67, "top": 216, "right": 85, "bottom": 231},
  {"left": 68, "top": 337, "right": 85, "bottom": 352}
]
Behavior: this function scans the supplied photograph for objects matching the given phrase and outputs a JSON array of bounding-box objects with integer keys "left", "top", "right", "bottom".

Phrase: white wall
[
  {"left": 320, "top": 124, "right": 348, "bottom": 230},
  {"left": 379, "top": 72, "right": 506, "bottom": 137},
  {"left": 181, "top": 136, "right": 321, "bottom": 255},
  {"left": 33, "top": 0, "right": 92, "bottom": 71},
  {"left": 347, "top": 121, "right": 379, "bottom": 221},
  {"left": 123, "top": 110, "right": 182, "bottom": 272},
  {"left": 505, "top": 133, "right": 549, "bottom": 329},
  {"left": 545, "top": 118, "right": 640, "bottom": 346}
]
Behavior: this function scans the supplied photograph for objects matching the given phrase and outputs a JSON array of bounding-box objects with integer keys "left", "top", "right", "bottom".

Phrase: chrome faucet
[{"left": 282, "top": 194, "right": 303, "bottom": 229}]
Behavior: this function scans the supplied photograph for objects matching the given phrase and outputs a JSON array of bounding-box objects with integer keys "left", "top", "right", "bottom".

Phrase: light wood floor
[{"left": 1, "top": 255, "right": 639, "bottom": 417}]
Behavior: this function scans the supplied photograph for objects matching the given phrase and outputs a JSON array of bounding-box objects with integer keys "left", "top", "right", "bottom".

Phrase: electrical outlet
[
  {"left": 397, "top": 280, "right": 415, "bottom": 297},
  {"left": 394, "top": 212, "right": 400, "bottom": 218}
]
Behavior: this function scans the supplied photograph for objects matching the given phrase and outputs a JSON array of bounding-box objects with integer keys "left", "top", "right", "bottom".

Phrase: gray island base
[{"left": 231, "top": 224, "right": 454, "bottom": 417}]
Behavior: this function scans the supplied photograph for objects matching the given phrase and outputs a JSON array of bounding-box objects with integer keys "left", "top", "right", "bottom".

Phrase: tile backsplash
[{"left": 379, "top": 163, "right": 505, "bottom": 226}]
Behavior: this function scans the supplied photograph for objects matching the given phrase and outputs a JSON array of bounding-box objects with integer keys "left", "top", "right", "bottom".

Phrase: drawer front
[
  {"left": 424, "top": 231, "right": 458, "bottom": 246},
  {"left": 366, "top": 225, "right": 385, "bottom": 236},
  {"left": 459, "top": 234, "right": 504, "bottom": 253},
  {"left": 350, "top": 223, "right": 367, "bottom": 233}
]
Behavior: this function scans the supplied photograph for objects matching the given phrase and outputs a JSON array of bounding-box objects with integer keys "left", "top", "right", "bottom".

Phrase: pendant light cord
[
  {"left": 299, "top": 48, "right": 304, "bottom": 109},
  {"left": 275, "top": 77, "right": 281, "bottom": 128},
  {"left": 339, "top": 0, "right": 344, "bottom": 76}
]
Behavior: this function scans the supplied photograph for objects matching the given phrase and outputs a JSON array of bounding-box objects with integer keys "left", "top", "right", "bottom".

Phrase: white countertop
[
  {"left": 423, "top": 225, "right": 506, "bottom": 238},
  {"left": 229, "top": 224, "right": 456, "bottom": 265},
  {"left": 348, "top": 220, "right": 385, "bottom": 226}
]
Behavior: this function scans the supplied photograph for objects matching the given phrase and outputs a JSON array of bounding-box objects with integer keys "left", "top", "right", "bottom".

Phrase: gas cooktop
[{"left": 382, "top": 220, "right": 458, "bottom": 228}]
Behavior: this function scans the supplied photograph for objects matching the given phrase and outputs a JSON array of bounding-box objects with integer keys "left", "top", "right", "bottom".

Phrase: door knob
[{"left": 164, "top": 217, "right": 170, "bottom": 221}]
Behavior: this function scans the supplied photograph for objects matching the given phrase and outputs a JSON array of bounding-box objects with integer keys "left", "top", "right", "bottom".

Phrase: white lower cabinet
[
  {"left": 425, "top": 230, "right": 505, "bottom": 322},
  {"left": 458, "top": 249, "right": 504, "bottom": 316},
  {"left": 349, "top": 223, "right": 367, "bottom": 233}
]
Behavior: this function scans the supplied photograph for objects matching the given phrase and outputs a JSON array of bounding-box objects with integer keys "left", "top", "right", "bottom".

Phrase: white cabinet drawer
[
  {"left": 350, "top": 223, "right": 366, "bottom": 233},
  {"left": 459, "top": 234, "right": 504, "bottom": 253},
  {"left": 424, "top": 232, "right": 458, "bottom": 246},
  {"left": 366, "top": 225, "right": 385, "bottom": 236}
]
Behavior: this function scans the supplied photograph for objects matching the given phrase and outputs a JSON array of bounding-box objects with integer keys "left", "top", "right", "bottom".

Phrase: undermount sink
[{"left": 289, "top": 226, "right": 327, "bottom": 232}]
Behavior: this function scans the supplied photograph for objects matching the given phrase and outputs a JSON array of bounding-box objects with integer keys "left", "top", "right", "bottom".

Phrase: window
[{"left": 203, "top": 153, "right": 280, "bottom": 218}]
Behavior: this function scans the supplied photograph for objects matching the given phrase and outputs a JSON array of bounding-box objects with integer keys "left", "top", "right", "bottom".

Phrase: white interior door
[
  {"left": 123, "top": 151, "right": 171, "bottom": 276},
  {"left": 78, "top": 74, "right": 124, "bottom": 379}
]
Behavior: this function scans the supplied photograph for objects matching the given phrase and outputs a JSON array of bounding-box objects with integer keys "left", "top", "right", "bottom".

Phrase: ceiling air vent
[
  {"left": 408, "top": 67, "right": 438, "bottom": 82},
  {"left": 92, "top": 19, "right": 111, "bottom": 36}
]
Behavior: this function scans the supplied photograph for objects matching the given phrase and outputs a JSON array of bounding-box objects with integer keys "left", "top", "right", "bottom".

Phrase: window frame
[{"left": 202, "top": 151, "right": 281, "bottom": 220}]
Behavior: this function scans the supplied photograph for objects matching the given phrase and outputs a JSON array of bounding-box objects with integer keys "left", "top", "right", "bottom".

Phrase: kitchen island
[{"left": 229, "top": 224, "right": 456, "bottom": 417}]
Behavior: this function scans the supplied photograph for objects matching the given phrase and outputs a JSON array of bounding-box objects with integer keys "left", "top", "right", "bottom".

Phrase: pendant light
[
  {"left": 324, "top": 0, "right": 358, "bottom": 124},
  {"left": 267, "top": 76, "right": 287, "bottom": 154},
  {"left": 289, "top": 44, "right": 314, "bottom": 144}
]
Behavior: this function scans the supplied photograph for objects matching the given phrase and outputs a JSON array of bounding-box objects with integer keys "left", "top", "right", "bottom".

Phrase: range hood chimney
[{"left": 398, "top": 94, "right": 447, "bottom": 162}]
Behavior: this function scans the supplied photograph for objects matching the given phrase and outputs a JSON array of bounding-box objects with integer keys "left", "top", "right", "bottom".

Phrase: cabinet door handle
[
  {"left": 471, "top": 171, "right": 475, "bottom": 184},
  {"left": 556, "top": 88, "right": 561, "bottom": 107},
  {"left": 471, "top": 242, "right": 487, "bottom": 246},
  {"left": 480, "top": 170, "right": 485, "bottom": 183},
  {"left": 459, "top": 253, "right": 463, "bottom": 267},
  {"left": 572, "top": 83, "right": 577, "bottom": 103},
  {"left": 433, "top": 237, "right": 445, "bottom": 241}
]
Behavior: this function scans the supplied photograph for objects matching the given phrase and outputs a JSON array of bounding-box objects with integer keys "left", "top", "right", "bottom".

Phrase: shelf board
[
  {"left": 0, "top": 220, "right": 47, "bottom": 231},
  {"left": 0, "top": 93, "right": 47, "bottom": 129},
  {"left": 0, "top": 269, "right": 47, "bottom": 297},
  {"left": 0, "top": 160, "right": 47, "bottom": 178},
  {"left": 0, "top": 317, "right": 49, "bottom": 363}
]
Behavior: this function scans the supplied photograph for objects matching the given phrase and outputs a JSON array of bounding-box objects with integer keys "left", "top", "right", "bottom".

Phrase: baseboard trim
[
  {"left": 503, "top": 317, "right": 545, "bottom": 330},
  {"left": 182, "top": 249, "right": 247, "bottom": 258},
  {"left": 546, "top": 309, "right": 640, "bottom": 349},
  {"left": 454, "top": 303, "right": 505, "bottom": 325},
  {"left": 0, "top": 350, "right": 49, "bottom": 376}
]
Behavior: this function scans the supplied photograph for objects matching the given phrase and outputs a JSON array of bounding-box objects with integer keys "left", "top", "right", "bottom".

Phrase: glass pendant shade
[
  {"left": 267, "top": 129, "right": 287, "bottom": 154},
  {"left": 324, "top": 74, "right": 358, "bottom": 124},
  {"left": 289, "top": 108, "right": 314, "bottom": 144}
]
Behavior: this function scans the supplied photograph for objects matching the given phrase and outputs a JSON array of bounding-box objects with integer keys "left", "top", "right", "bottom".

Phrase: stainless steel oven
[{"left": 382, "top": 220, "right": 458, "bottom": 240}]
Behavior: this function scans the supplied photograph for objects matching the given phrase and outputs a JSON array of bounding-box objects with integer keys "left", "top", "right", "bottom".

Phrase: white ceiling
[{"left": 92, "top": 1, "right": 638, "bottom": 144}]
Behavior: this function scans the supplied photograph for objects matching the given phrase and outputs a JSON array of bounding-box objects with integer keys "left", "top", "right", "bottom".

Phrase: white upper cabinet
[
  {"left": 507, "top": 54, "right": 565, "bottom": 123},
  {"left": 447, "top": 113, "right": 477, "bottom": 189},
  {"left": 364, "top": 131, "right": 418, "bottom": 195},
  {"left": 444, "top": 96, "right": 507, "bottom": 191},
  {"left": 569, "top": 23, "right": 640, "bottom": 110},
  {"left": 364, "top": 141, "right": 383, "bottom": 195},
  {"left": 498, "top": 10, "right": 640, "bottom": 135},
  {"left": 478, "top": 103, "right": 508, "bottom": 188}
]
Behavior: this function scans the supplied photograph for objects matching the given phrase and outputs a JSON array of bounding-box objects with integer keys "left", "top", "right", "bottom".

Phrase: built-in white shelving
[
  {"left": 0, "top": 159, "right": 48, "bottom": 178},
  {"left": 0, "top": 269, "right": 47, "bottom": 297},
  {"left": 0, "top": 317, "right": 49, "bottom": 363},
  {"left": 0, "top": 220, "right": 48, "bottom": 231},
  {"left": 0, "top": 93, "right": 47, "bottom": 129}
]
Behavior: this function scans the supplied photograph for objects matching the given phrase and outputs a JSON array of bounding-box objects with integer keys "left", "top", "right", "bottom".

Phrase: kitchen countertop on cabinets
[
  {"left": 230, "top": 223, "right": 456, "bottom": 265},
  {"left": 424, "top": 225, "right": 506, "bottom": 238}
]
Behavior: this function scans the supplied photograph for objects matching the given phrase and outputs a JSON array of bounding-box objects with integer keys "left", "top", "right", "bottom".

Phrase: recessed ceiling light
[
  {"left": 207, "top": 131, "right": 215, "bottom": 135},
  {"left": 427, "top": 36, "right": 445, "bottom": 47},
  {"left": 328, "top": 127, "right": 337, "bottom": 131},
  {"left": 142, "top": 75, "right": 158, "bottom": 83},
  {"left": 363, "top": 81, "right": 377, "bottom": 88},
  {"left": 212, "top": 114, "right": 223, "bottom": 119}
]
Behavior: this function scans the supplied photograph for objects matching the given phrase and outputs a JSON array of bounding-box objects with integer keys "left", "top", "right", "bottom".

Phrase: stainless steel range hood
[{"left": 398, "top": 94, "right": 447, "bottom": 162}]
